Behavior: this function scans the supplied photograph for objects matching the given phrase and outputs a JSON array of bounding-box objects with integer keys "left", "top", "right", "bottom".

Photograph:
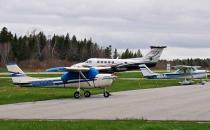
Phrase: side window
[
  {"left": 101, "top": 61, "right": 103, "bottom": 64},
  {"left": 124, "top": 62, "right": 127, "bottom": 64},
  {"left": 89, "top": 60, "right": 92, "bottom": 63},
  {"left": 97, "top": 61, "right": 99, "bottom": 63},
  {"left": 104, "top": 61, "right": 107, "bottom": 64},
  {"left": 112, "top": 61, "right": 114, "bottom": 64},
  {"left": 108, "top": 61, "right": 110, "bottom": 64}
]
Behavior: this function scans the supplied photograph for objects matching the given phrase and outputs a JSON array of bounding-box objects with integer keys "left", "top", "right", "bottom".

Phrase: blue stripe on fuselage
[
  {"left": 30, "top": 79, "right": 95, "bottom": 87},
  {"left": 147, "top": 72, "right": 206, "bottom": 79},
  {"left": 8, "top": 71, "right": 25, "bottom": 77}
]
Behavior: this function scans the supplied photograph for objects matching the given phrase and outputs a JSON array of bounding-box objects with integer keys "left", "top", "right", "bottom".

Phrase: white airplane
[
  {"left": 139, "top": 64, "right": 207, "bottom": 84},
  {"left": 6, "top": 64, "right": 116, "bottom": 98},
  {"left": 72, "top": 46, "right": 166, "bottom": 72}
]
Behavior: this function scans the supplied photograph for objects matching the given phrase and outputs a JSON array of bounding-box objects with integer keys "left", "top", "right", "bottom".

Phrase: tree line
[
  {"left": 0, "top": 27, "right": 114, "bottom": 65},
  {"left": 156, "top": 59, "right": 210, "bottom": 69},
  {"left": 0, "top": 27, "right": 210, "bottom": 69}
]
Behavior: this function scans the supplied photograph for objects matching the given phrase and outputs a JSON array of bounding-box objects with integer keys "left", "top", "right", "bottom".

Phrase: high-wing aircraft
[
  {"left": 71, "top": 46, "right": 166, "bottom": 72},
  {"left": 139, "top": 64, "right": 207, "bottom": 82},
  {"left": 6, "top": 64, "right": 116, "bottom": 98}
]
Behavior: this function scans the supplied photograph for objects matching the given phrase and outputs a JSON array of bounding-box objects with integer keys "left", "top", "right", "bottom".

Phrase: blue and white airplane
[
  {"left": 6, "top": 64, "right": 116, "bottom": 98},
  {"left": 139, "top": 64, "right": 207, "bottom": 79}
]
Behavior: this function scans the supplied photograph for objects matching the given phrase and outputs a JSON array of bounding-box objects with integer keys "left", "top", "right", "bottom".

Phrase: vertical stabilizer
[
  {"left": 139, "top": 64, "right": 157, "bottom": 77},
  {"left": 143, "top": 46, "right": 166, "bottom": 62},
  {"left": 6, "top": 64, "right": 36, "bottom": 84}
]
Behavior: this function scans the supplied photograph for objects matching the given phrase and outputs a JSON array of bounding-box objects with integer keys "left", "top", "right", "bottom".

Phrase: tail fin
[
  {"left": 139, "top": 64, "right": 158, "bottom": 77},
  {"left": 6, "top": 64, "right": 36, "bottom": 84},
  {"left": 7, "top": 64, "right": 26, "bottom": 77},
  {"left": 143, "top": 46, "right": 166, "bottom": 62}
]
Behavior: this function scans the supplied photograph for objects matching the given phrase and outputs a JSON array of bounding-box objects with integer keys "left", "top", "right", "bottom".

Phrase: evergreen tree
[
  {"left": 113, "top": 48, "right": 118, "bottom": 59},
  {"left": 104, "top": 45, "right": 112, "bottom": 58},
  {"left": 136, "top": 49, "right": 143, "bottom": 57}
]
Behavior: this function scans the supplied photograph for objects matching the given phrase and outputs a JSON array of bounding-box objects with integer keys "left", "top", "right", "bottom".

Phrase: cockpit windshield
[
  {"left": 85, "top": 60, "right": 92, "bottom": 64},
  {"left": 175, "top": 67, "right": 194, "bottom": 73}
]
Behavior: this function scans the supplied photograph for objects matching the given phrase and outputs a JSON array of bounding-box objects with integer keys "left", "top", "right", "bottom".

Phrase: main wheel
[
  {"left": 104, "top": 91, "right": 110, "bottom": 98},
  {"left": 84, "top": 91, "right": 91, "bottom": 98},
  {"left": 74, "top": 91, "right": 80, "bottom": 99}
]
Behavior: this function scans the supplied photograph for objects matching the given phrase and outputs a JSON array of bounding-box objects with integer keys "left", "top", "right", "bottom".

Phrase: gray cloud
[{"left": 1, "top": 0, "right": 210, "bottom": 58}]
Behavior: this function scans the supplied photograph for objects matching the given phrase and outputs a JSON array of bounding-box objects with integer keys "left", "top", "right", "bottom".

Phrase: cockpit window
[{"left": 176, "top": 68, "right": 192, "bottom": 73}]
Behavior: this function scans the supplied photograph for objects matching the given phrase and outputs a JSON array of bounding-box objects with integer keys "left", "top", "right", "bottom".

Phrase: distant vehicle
[
  {"left": 71, "top": 46, "right": 166, "bottom": 72},
  {"left": 139, "top": 64, "right": 207, "bottom": 84},
  {"left": 6, "top": 64, "right": 116, "bottom": 98}
]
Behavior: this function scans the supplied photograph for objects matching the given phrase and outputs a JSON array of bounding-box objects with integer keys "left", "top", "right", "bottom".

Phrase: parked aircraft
[
  {"left": 6, "top": 64, "right": 116, "bottom": 98},
  {"left": 139, "top": 64, "right": 207, "bottom": 79},
  {"left": 139, "top": 64, "right": 207, "bottom": 84},
  {"left": 72, "top": 46, "right": 166, "bottom": 72}
]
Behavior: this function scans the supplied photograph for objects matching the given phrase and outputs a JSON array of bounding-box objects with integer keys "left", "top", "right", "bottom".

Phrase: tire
[
  {"left": 104, "top": 91, "right": 110, "bottom": 98},
  {"left": 84, "top": 91, "right": 91, "bottom": 98},
  {"left": 74, "top": 91, "right": 80, "bottom": 99}
]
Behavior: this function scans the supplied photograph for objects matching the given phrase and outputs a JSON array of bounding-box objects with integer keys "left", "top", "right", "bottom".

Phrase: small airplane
[
  {"left": 139, "top": 64, "right": 207, "bottom": 84},
  {"left": 71, "top": 46, "right": 166, "bottom": 72},
  {"left": 6, "top": 64, "right": 116, "bottom": 98}
]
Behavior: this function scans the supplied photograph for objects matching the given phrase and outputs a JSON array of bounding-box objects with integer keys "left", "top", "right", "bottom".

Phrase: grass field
[
  {"left": 0, "top": 120, "right": 209, "bottom": 130},
  {"left": 116, "top": 71, "right": 143, "bottom": 78},
  {"left": 0, "top": 78, "right": 180, "bottom": 105},
  {"left": 0, "top": 67, "right": 7, "bottom": 72}
]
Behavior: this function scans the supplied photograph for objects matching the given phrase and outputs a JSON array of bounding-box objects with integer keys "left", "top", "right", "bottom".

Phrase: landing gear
[
  {"left": 74, "top": 90, "right": 91, "bottom": 99},
  {"left": 84, "top": 90, "right": 91, "bottom": 98},
  {"left": 74, "top": 91, "right": 80, "bottom": 99},
  {"left": 104, "top": 91, "right": 110, "bottom": 98}
]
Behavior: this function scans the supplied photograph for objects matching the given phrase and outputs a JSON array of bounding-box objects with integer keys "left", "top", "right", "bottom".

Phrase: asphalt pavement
[{"left": 0, "top": 83, "right": 209, "bottom": 120}]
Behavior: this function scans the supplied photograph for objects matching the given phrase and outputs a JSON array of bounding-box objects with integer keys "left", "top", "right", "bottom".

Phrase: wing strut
[{"left": 79, "top": 71, "right": 92, "bottom": 87}]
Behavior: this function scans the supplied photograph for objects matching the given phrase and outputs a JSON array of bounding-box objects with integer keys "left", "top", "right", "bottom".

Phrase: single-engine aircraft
[
  {"left": 60, "top": 46, "right": 166, "bottom": 73},
  {"left": 139, "top": 64, "right": 207, "bottom": 85},
  {"left": 6, "top": 64, "right": 116, "bottom": 98}
]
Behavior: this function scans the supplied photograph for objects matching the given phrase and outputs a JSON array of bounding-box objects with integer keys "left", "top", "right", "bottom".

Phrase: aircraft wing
[{"left": 172, "top": 65, "right": 201, "bottom": 69}]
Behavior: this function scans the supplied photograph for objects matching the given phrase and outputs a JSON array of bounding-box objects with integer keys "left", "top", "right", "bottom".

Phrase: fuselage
[
  {"left": 13, "top": 74, "right": 115, "bottom": 88},
  {"left": 147, "top": 70, "right": 207, "bottom": 79},
  {"left": 139, "top": 64, "right": 207, "bottom": 79},
  {"left": 74, "top": 58, "right": 157, "bottom": 72}
]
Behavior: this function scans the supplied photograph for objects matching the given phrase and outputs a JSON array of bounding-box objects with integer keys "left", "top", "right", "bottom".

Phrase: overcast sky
[{"left": 0, "top": 0, "right": 210, "bottom": 59}]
